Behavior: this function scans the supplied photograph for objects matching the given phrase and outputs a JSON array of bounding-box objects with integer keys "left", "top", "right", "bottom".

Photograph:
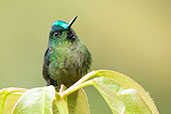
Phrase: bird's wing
[{"left": 42, "top": 47, "right": 52, "bottom": 85}]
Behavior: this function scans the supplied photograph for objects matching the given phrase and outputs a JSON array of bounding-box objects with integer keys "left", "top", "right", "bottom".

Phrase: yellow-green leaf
[
  {"left": 0, "top": 88, "right": 27, "bottom": 114},
  {"left": 68, "top": 88, "right": 90, "bottom": 114},
  {"left": 94, "top": 70, "right": 159, "bottom": 114},
  {"left": 12, "top": 86, "right": 55, "bottom": 114}
]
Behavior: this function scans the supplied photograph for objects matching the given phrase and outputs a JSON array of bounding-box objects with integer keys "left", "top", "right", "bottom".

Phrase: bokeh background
[{"left": 0, "top": 0, "right": 170, "bottom": 113}]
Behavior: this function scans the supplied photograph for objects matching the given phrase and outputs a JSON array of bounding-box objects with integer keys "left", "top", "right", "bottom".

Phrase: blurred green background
[{"left": 0, "top": 0, "right": 170, "bottom": 113}]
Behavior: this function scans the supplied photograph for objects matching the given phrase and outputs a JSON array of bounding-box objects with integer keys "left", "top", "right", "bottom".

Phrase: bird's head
[{"left": 49, "top": 16, "right": 78, "bottom": 44}]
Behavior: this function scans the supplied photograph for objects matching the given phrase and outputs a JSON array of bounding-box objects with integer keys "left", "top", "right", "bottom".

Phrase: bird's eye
[{"left": 53, "top": 32, "right": 60, "bottom": 38}]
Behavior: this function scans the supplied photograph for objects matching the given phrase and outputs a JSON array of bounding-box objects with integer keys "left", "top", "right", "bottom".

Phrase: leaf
[
  {"left": 94, "top": 70, "right": 159, "bottom": 114},
  {"left": 0, "top": 88, "right": 27, "bottom": 114},
  {"left": 88, "top": 77, "right": 155, "bottom": 114},
  {"left": 12, "top": 86, "right": 55, "bottom": 114},
  {"left": 68, "top": 88, "right": 90, "bottom": 114},
  {"left": 118, "top": 89, "right": 152, "bottom": 114}
]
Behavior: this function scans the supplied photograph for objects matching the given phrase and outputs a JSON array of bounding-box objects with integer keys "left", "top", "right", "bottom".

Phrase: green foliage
[
  {"left": 0, "top": 88, "right": 27, "bottom": 114},
  {"left": 12, "top": 86, "right": 55, "bottom": 114},
  {"left": 68, "top": 89, "right": 90, "bottom": 114},
  {"left": 0, "top": 70, "right": 159, "bottom": 114}
]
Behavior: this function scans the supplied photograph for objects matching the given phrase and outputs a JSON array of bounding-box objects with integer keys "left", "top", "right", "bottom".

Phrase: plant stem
[
  {"left": 60, "top": 81, "right": 92, "bottom": 97},
  {"left": 68, "top": 71, "right": 95, "bottom": 89},
  {"left": 59, "top": 71, "right": 96, "bottom": 97}
]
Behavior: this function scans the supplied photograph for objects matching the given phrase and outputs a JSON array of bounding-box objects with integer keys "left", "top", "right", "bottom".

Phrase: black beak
[{"left": 67, "top": 16, "right": 78, "bottom": 30}]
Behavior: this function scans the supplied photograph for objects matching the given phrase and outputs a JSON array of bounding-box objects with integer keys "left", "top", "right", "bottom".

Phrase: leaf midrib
[{"left": 42, "top": 88, "right": 46, "bottom": 114}]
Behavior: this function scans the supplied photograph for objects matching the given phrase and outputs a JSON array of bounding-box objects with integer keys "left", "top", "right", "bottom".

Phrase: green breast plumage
[{"left": 45, "top": 36, "right": 91, "bottom": 87}]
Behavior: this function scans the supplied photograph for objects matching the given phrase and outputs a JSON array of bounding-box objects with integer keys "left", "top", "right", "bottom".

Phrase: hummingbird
[{"left": 43, "top": 16, "right": 92, "bottom": 87}]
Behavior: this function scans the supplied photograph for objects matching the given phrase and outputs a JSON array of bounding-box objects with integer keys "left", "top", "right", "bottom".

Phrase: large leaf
[
  {"left": 68, "top": 88, "right": 90, "bottom": 114},
  {"left": 94, "top": 70, "right": 159, "bottom": 114},
  {"left": 12, "top": 86, "right": 55, "bottom": 114},
  {"left": 0, "top": 88, "right": 27, "bottom": 114}
]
